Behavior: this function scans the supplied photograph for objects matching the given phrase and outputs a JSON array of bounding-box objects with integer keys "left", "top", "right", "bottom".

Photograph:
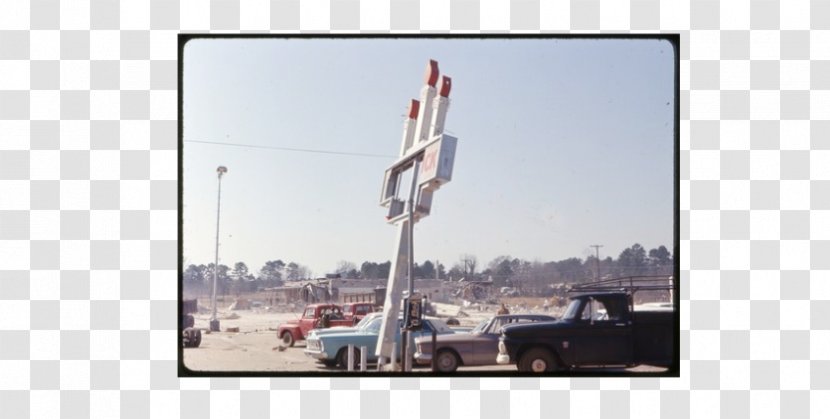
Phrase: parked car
[
  {"left": 413, "top": 314, "right": 556, "bottom": 372},
  {"left": 307, "top": 312, "right": 384, "bottom": 339},
  {"left": 304, "top": 316, "right": 455, "bottom": 368},
  {"left": 497, "top": 278, "right": 675, "bottom": 373}
]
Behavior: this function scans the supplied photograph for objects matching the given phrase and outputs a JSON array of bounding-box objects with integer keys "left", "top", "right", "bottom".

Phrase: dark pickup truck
[{"left": 496, "top": 276, "right": 675, "bottom": 373}]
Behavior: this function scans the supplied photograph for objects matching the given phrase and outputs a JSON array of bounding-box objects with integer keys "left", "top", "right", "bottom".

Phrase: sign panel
[{"left": 419, "top": 134, "right": 457, "bottom": 187}]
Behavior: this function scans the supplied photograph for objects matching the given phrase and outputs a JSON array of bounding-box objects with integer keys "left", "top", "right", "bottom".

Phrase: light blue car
[
  {"left": 304, "top": 316, "right": 455, "bottom": 368},
  {"left": 305, "top": 312, "right": 383, "bottom": 339}
]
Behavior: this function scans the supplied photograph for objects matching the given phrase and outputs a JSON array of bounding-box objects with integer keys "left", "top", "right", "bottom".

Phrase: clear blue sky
[{"left": 182, "top": 37, "right": 675, "bottom": 277}]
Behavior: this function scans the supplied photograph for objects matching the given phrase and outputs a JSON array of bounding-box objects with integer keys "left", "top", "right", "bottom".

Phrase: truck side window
[
  {"left": 580, "top": 301, "right": 592, "bottom": 321},
  {"left": 602, "top": 299, "right": 625, "bottom": 321},
  {"left": 580, "top": 299, "right": 611, "bottom": 322},
  {"left": 593, "top": 302, "right": 609, "bottom": 321}
]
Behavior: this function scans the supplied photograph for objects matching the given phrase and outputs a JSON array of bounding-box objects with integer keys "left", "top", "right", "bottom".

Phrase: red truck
[
  {"left": 341, "top": 302, "right": 377, "bottom": 323},
  {"left": 278, "top": 303, "right": 376, "bottom": 347}
]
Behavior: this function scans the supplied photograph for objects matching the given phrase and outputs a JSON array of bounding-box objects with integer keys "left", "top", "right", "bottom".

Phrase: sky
[{"left": 182, "top": 37, "right": 676, "bottom": 277}]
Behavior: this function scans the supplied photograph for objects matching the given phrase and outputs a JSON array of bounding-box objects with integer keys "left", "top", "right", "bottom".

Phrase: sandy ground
[
  {"left": 182, "top": 308, "right": 666, "bottom": 374},
  {"left": 182, "top": 308, "right": 505, "bottom": 372},
  {"left": 183, "top": 310, "right": 310, "bottom": 372}
]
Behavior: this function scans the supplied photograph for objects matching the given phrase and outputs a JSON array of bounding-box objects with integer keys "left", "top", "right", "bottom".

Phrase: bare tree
[
  {"left": 334, "top": 261, "right": 358, "bottom": 277},
  {"left": 459, "top": 254, "right": 478, "bottom": 278}
]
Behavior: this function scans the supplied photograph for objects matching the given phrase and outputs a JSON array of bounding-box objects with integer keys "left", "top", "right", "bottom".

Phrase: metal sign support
[{"left": 375, "top": 60, "right": 457, "bottom": 371}]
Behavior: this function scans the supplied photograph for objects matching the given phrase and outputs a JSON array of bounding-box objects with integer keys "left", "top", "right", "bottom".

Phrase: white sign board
[{"left": 419, "top": 134, "right": 457, "bottom": 188}]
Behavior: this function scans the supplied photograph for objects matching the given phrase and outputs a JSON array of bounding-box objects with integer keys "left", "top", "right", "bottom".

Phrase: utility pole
[{"left": 590, "top": 245, "right": 603, "bottom": 280}]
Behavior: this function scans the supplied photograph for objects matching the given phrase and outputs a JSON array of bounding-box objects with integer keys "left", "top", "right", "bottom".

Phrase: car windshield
[
  {"left": 354, "top": 315, "right": 374, "bottom": 329},
  {"left": 562, "top": 299, "right": 581, "bottom": 320},
  {"left": 364, "top": 318, "right": 383, "bottom": 334},
  {"left": 471, "top": 319, "right": 490, "bottom": 334}
]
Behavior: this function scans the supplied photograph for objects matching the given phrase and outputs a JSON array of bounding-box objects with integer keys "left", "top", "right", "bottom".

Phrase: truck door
[
  {"left": 300, "top": 307, "right": 317, "bottom": 335},
  {"left": 573, "top": 297, "right": 633, "bottom": 366}
]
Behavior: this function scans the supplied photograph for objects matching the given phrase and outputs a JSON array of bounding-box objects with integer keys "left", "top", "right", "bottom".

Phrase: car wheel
[
  {"left": 518, "top": 348, "right": 557, "bottom": 373},
  {"left": 183, "top": 328, "right": 201, "bottom": 348},
  {"left": 182, "top": 330, "right": 191, "bottom": 348},
  {"left": 281, "top": 331, "right": 295, "bottom": 347},
  {"left": 435, "top": 349, "right": 460, "bottom": 373},
  {"left": 338, "top": 347, "right": 360, "bottom": 370}
]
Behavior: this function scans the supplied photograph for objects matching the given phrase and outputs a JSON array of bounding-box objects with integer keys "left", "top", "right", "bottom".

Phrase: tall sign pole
[{"left": 376, "top": 60, "right": 457, "bottom": 371}]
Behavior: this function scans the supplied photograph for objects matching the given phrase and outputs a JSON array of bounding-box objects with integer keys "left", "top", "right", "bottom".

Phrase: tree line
[{"left": 183, "top": 243, "right": 674, "bottom": 296}]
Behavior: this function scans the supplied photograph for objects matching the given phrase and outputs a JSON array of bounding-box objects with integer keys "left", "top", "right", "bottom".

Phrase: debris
[
  {"left": 273, "top": 345, "right": 286, "bottom": 352},
  {"left": 431, "top": 302, "right": 464, "bottom": 317},
  {"left": 228, "top": 298, "right": 251, "bottom": 310},
  {"left": 225, "top": 313, "right": 240, "bottom": 320},
  {"left": 226, "top": 327, "right": 240, "bottom": 333}
]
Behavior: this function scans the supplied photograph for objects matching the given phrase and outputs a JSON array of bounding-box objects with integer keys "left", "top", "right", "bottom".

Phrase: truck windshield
[{"left": 562, "top": 299, "right": 582, "bottom": 320}]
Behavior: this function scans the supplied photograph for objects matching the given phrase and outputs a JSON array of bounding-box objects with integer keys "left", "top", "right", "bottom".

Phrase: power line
[{"left": 184, "top": 139, "right": 397, "bottom": 159}]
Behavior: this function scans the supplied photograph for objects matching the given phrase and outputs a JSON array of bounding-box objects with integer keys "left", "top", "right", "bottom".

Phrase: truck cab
[
  {"left": 341, "top": 302, "right": 377, "bottom": 324},
  {"left": 556, "top": 292, "right": 637, "bottom": 366},
  {"left": 278, "top": 303, "right": 354, "bottom": 347}
]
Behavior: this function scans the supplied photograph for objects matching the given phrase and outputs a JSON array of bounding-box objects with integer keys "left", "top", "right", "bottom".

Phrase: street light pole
[{"left": 210, "top": 166, "right": 228, "bottom": 332}]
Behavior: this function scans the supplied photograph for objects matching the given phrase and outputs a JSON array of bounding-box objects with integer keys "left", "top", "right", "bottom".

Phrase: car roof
[
  {"left": 570, "top": 291, "right": 629, "bottom": 298},
  {"left": 362, "top": 315, "right": 453, "bottom": 332}
]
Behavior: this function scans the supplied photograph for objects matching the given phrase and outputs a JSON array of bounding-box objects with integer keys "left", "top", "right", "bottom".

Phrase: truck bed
[{"left": 632, "top": 310, "right": 674, "bottom": 366}]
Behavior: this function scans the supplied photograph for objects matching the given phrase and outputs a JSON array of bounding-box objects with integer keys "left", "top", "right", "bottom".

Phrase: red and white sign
[{"left": 419, "top": 135, "right": 456, "bottom": 187}]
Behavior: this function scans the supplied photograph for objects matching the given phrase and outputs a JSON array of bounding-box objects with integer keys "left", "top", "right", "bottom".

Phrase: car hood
[
  {"left": 414, "top": 332, "right": 480, "bottom": 345},
  {"left": 314, "top": 330, "right": 379, "bottom": 341},
  {"left": 501, "top": 320, "right": 570, "bottom": 337},
  {"left": 309, "top": 326, "right": 359, "bottom": 336}
]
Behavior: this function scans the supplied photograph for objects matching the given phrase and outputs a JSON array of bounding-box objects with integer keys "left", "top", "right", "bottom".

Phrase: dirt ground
[
  {"left": 181, "top": 306, "right": 666, "bottom": 374},
  {"left": 183, "top": 311, "right": 311, "bottom": 372},
  {"left": 182, "top": 308, "right": 502, "bottom": 372}
]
